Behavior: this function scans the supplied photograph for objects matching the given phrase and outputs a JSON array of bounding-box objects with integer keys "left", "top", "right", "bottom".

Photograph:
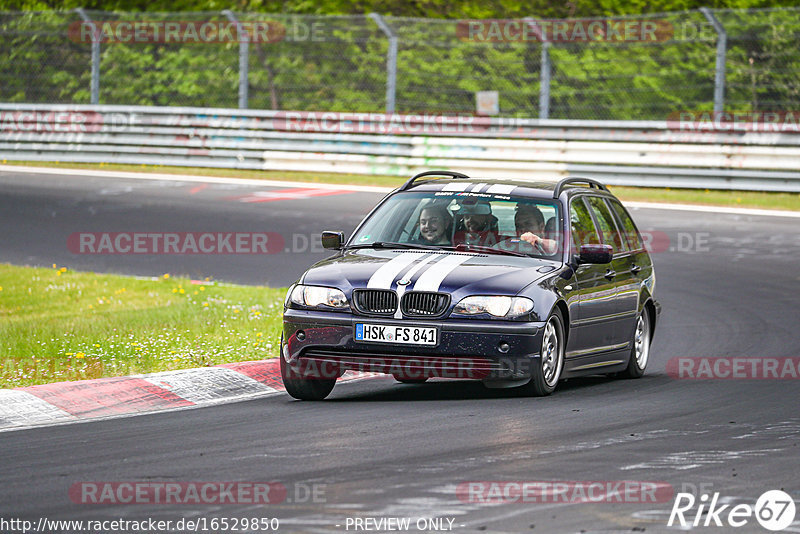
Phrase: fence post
[
  {"left": 223, "top": 10, "right": 249, "bottom": 109},
  {"left": 700, "top": 7, "right": 727, "bottom": 113},
  {"left": 525, "top": 18, "right": 550, "bottom": 119},
  {"left": 75, "top": 8, "right": 100, "bottom": 105},
  {"left": 369, "top": 13, "right": 397, "bottom": 114}
]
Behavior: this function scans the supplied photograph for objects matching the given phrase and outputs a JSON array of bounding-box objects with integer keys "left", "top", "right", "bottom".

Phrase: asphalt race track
[{"left": 1, "top": 169, "right": 799, "bottom": 533}]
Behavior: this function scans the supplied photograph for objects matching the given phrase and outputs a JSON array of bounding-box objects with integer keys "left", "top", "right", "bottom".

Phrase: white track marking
[
  {"left": 141, "top": 367, "right": 277, "bottom": 404},
  {"left": 625, "top": 200, "right": 800, "bottom": 218},
  {"left": 0, "top": 165, "right": 391, "bottom": 193},
  {"left": 1, "top": 165, "right": 797, "bottom": 218},
  {"left": 0, "top": 390, "right": 75, "bottom": 429}
]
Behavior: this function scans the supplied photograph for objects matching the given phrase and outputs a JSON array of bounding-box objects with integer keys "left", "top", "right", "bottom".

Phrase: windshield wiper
[
  {"left": 346, "top": 241, "right": 450, "bottom": 251},
  {"left": 453, "top": 243, "right": 531, "bottom": 257}
]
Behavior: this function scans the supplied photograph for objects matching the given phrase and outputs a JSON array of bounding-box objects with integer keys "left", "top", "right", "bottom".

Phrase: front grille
[
  {"left": 353, "top": 289, "right": 398, "bottom": 315},
  {"left": 401, "top": 291, "right": 450, "bottom": 317}
]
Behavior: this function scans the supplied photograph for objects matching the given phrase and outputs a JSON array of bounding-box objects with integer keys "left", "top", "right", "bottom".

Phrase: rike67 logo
[{"left": 669, "top": 490, "right": 796, "bottom": 531}]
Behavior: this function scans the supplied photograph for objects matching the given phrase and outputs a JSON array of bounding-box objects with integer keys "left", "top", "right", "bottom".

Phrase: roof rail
[
  {"left": 553, "top": 176, "right": 608, "bottom": 199},
  {"left": 400, "top": 170, "right": 471, "bottom": 191}
]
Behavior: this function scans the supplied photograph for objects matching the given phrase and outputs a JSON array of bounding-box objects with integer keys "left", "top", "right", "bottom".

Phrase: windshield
[{"left": 350, "top": 190, "right": 562, "bottom": 258}]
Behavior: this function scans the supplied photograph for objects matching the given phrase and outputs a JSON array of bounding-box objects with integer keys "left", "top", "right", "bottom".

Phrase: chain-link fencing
[{"left": 1, "top": 8, "right": 799, "bottom": 119}]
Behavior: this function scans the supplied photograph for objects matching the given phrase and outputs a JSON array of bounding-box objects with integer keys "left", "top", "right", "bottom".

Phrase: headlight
[
  {"left": 289, "top": 284, "right": 348, "bottom": 309},
  {"left": 452, "top": 296, "right": 533, "bottom": 318}
]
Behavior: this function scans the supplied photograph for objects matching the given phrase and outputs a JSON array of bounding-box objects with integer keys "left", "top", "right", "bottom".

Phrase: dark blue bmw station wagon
[{"left": 281, "top": 172, "right": 660, "bottom": 400}]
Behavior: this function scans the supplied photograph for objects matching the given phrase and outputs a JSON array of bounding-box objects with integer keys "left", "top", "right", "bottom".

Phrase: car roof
[{"left": 403, "top": 175, "right": 613, "bottom": 201}]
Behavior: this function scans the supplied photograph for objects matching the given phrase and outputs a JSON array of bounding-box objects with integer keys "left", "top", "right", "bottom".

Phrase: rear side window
[
  {"left": 587, "top": 196, "right": 627, "bottom": 253},
  {"left": 569, "top": 198, "right": 600, "bottom": 252},
  {"left": 607, "top": 198, "right": 644, "bottom": 250}
]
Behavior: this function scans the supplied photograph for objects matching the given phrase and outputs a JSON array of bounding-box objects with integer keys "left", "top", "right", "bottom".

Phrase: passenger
[
  {"left": 454, "top": 200, "right": 500, "bottom": 246},
  {"left": 515, "top": 204, "right": 558, "bottom": 254},
  {"left": 416, "top": 205, "right": 452, "bottom": 245}
]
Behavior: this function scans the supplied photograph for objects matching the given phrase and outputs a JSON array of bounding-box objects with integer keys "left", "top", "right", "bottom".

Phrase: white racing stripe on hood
[
  {"left": 367, "top": 252, "right": 426, "bottom": 289},
  {"left": 413, "top": 254, "right": 472, "bottom": 292},
  {"left": 392, "top": 253, "right": 439, "bottom": 318}
]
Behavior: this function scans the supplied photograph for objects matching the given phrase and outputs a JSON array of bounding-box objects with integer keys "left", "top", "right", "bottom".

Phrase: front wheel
[
  {"left": 620, "top": 308, "right": 651, "bottom": 378},
  {"left": 519, "top": 308, "right": 565, "bottom": 396},
  {"left": 280, "top": 339, "right": 336, "bottom": 400}
]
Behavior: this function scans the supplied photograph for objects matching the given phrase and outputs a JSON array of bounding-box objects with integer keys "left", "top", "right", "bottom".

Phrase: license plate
[{"left": 354, "top": 323, "right": 438, "bottom": 346}]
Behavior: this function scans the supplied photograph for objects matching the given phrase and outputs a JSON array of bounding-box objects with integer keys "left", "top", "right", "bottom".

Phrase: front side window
[
  {"left": 569, "top": 197, "right": 600, "bottom": 254},
  {"left": 349, "top": 190, "right": 562, "bottom": 258},
  {"left": 607, "top": 198, "right": 644, "bottom": 250},
  {"left": 587, "top": 196, "right": 627, "bottom": 253}
]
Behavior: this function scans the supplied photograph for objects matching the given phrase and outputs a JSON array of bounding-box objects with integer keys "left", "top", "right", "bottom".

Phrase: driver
[{"left": 515, "top": 204, "right": 558, "bottom": 254}]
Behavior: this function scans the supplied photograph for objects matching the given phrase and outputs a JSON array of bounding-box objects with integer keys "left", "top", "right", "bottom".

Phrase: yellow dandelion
[
  {"left": 60, "top": 267, "right": 67, "bottom": 273},
  {"left": 76, "top": 352, "right": 85, "bottom": 359},
  {"left": 56, "top": 271, "right": 61, "bottom": 276},
  {"left": 203, "top": 302, "right": 209, "bottom": 307},
  {"left": 172, "top": 288, "right": 178, "bottom": 293},
  {"left": 52, "top": 263, "right": 57, "bottom": 269},
  {"left": 163, "top": 273, "right": 170, "bottom": 279},
  {"left": 179, "top": 288, "right": 185, "bottom": 294},
  {"left": 94, "top": 343, "right": 100, "bottom": 347},
  {"left": 256, "top": 333, "right": 263, "bottom": 337},
  {"left": 199, "top": 287, "right": 205, "bottom": 291},
  {"left": 87, "top": 304, "right": 92, "bottom": 308},
  {"left": 234, "top": 309, "right": 240, "bottom": 314},
  {"left": 66, "top": 352, "right": 73, "bottom": 356},
  {"left": 0, "top": 286, "right": 3, "bottom": 291},
  {"left": 193, "top": 291, "right": 198, "bottom": 295}
]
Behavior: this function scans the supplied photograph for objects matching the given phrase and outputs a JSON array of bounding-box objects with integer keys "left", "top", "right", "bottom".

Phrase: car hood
[{"left": 300, "top": 249, "right": 560, "bottom": 296}]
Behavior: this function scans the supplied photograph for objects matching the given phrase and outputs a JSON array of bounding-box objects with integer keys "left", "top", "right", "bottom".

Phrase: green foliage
[
  {"left": 0, "top": 7, "right": 798, "bottom": 118},
  {"left": 0, "top": 263, "right": 286, "bottom": 387}
]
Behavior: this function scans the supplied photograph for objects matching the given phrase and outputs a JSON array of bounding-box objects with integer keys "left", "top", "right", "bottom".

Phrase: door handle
[
  {"left": 604, "top": 269, "right": 616, "bottom": 280},
  {"left": 630, "top": 264, "right": 642, "bottom": 274}
]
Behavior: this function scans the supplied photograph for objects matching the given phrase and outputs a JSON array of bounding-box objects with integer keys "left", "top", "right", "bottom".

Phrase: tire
[
  {"left": 620, "top": 308, "right": 651, "bottom": 379},
  {"left": 394, "top": 376, "right": 428, "bottom": 384},
  {"left": 280, "top": 338, "right": 336, "bottom": 401},
  {"left": 519, "top": 307, "right": 565, "bottom": 396}
]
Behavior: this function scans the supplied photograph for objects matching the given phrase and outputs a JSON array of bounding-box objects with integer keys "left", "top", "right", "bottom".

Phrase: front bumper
[{"left": 282, "top": 309, "right": 544, "bottom": 381}]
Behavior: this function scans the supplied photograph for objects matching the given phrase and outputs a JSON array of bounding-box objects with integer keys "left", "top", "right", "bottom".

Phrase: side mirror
[
  {"left": 578, "top": 244, "right": 613, "bottom": 264},
  {"left": 321, "top": 231, "right": 345, "bottom": 250}
]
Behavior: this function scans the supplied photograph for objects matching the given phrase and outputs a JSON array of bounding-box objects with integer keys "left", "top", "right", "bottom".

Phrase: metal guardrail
[{"left": 1, "top": 104, "right": 799, "bottom": 192}]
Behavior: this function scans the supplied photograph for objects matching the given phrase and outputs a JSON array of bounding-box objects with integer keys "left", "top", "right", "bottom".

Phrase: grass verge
[
  {"left": 3, "top": 160, "right": 800, "bottom": 211},
  {"left": 0, "top": 263, "right": 285, "bottom": 388}
]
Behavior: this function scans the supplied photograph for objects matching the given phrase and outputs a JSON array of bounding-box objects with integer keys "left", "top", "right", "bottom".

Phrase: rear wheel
[
  {"left": 280, "top": 338, "right": 336, "bottom": 400},
  {"left": 519, "top": 308, "right": 564, "bottom": 396},
  {"left": 620, "top": 308, "right": 651, "bottom": 378}
]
